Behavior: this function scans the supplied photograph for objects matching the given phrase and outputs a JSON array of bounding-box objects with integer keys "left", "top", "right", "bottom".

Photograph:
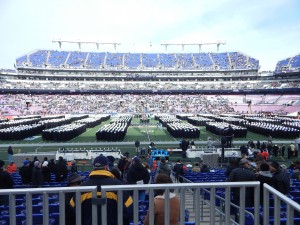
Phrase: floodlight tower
[
  {"left": 161, "top": 40, "right": 226, "bottom": 52},
  {"left": 52, "top": 38, "right": 121, "bottom": 51}
]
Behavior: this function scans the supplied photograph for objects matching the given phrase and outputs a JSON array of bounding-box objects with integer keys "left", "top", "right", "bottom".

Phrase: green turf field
[{"left": 0, "top": 117, "right": 298, "bottom": 164}]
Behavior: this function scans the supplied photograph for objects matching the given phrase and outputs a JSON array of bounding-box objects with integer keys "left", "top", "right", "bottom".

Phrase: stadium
[
  {"left": 1, "top": 1, "right": 300, "bottom": 223},
  {"left": 0, "top": 40, "right": 299, "bottom": 224}
]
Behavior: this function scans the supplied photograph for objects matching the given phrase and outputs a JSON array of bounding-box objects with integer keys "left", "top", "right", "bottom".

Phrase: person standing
[
  {"left": 155, "top": 157, "right": 171, "bottom": 177},
  {"left": 143, "top": 174, "right": 180, "bottom": 225},
  {"left": 32, "top": 161, "right": 43, "bottom": 188},
  {"left": 6, "top": 161, "right": 17, "bottom": 173},
  {"left": 227, "top": 158, "right": 256, "bottom": 207},
  {"left": 54, "top": 156, "right": 68, "bottom": 182},
  {"left": 256, "top": 163, "right": 274, "bottom": 205},
  {"left": 7, "top": 146, "right": 13, "bottom": 163},
  {"left": 70, "top": 155, "right": 133, "bottom": 225},
  {"left": 19, "top": 160, "right": 32, "bottom": 185},
  {"left": 126, "top": 156, "right": 150, "bottom": 185},
  {"left": 173, "top": 159, "right": 185, "bottom": 183},
  {"left": 134, "top": 139, "right": 140, "bottom": 154}
]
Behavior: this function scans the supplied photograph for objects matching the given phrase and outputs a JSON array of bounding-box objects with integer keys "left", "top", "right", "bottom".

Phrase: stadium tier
[
  {"left": 275, "top": 54, "right": 300, "bottom": 74},
  {"left": 15, "top": 50, "right": 259, "bottom": 71}
]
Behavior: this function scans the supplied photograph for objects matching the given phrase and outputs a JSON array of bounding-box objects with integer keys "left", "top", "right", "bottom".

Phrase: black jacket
[
  {"left": 272, "top": 169, "right": 290, "bottom": 195},
  {"left": 0, "top": 169, "right": 14, "bottom": 189},
  {"left": 19, "top": 165, "right": 32, "bottom": 184},
  {"left": 70, "top": 169, "right": 133, "bottom": 225},
  {"left": 32, "top": 167, "right": 43, "bottom": 188},
  {"left": 126, "top": 162, "right": 150, "bottom": 184},
  {"left": 227, "top": 166, "right": 256, "bottom": 206}
]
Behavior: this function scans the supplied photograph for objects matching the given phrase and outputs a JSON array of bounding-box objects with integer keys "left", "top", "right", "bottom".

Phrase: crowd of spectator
[{"left": 1, "top": 79, "right": 300, "bottom": 92}]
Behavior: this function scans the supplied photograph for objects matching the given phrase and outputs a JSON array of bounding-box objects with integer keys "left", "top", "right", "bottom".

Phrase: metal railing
[
  {"left": 0, "top": 186, "right": 97, "bottom": 225},
  {"left": 263, "top": 184, "right": 300, "bottom": 225},
  {"left": 101, "top": 181, "right": 261, "bottom": 225},
  {"left": 1, "top": 182, "right": 299, "bottom": 225}
]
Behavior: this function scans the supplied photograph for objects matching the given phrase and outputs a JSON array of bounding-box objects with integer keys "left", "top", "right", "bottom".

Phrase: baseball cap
[
  {"left": 23, "top": 160, "right": 30, "bottom": 166},
  {"left": 93, "top": 155, "right": 108, "bottom": 167}
]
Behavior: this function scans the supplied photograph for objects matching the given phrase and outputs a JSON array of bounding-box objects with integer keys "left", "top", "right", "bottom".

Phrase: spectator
[
  {"left": 54, "top": 156, "right": 68, "bottom": 182},
  {"left": 291, "top": 167, "right": 300, "bottom": 180},
  {"left": 143, "top": 174, "right": 180, "bottom": 225},
  {"left": 65, "top": 173, "right": 85, "bottom": 225},
  {"left": 256, "top": 163, "right": 274, "bottom": 205},
  {"left": 42, "top": 161, "right": 51, "bottom": 182},
  {"left": 173, "top": 159, "right": 185, "bottom": 183},
  {"left": 191, "top": 162, "right": 201, "bottom": 172},
  {"left": 225, "top": 158, "right": 239, "bottom": 177},
  {"left": 19, "top": 160, "right": 32, "bottom": 185},
  {"left": 107, "top": 156, "right": 115, "bottom": 171},
  {"left": 32, "top": 161, "right": 43, "bottom": 188},
  {"left": 261, "top": 149, "right": 269, "bottom": 161},
  {"left": 70, "top": 155, "right": 133, "bottom": 225},
  {"left": 6, "top": 161, "right": 17, "bottom": 173},
  {"left": 227, "top": 158, "right": 256, "bottom": 207},
  {"left": 155, "top": 157, "right": 171, "bottom": 177},
  {"left": 117, "top": 152, "right": 129, "bottom": 179},
  {"left": 110, "top": 167, "right": 122, "bottom": 181},
  {"left": 70, "top": 160, "right": 78, "bottom": 173},
  {"left": 48, "top": 158, "right": 56, "bottom": 173},
  {"left": 7, "top": 146, "right": 13, "bottom": 163},
  {"left": 201, "top": 164, "right": 210, "bottom": 173},
  {"left": 126, "top": 156, "right": 150, "bottom": 185},
  {"left": 269, "top": 161, "right": 290, "bottom": 195},
  {"left": 126, "top": 156, "right": 150, "bottom": 201},
  {"left": 0, "top": 160, "right": 14, "bottom": 205}
]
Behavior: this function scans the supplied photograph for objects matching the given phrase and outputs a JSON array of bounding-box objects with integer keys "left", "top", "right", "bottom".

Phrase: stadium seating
[
  {"left": 275, "top": 54, "right": 300, "bottom": 73},
  {"left": 15, "top": 50, "right": 260, "bottom": 71}
]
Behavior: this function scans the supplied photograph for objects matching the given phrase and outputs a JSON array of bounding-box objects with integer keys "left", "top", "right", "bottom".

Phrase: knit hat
[
  {"left": 67, "top": 173, "right": 85, "bottom": 185},
  {"left": 160, "top": 157, "right": 166, "bottom": 163},
  {"left": 23, "top": 160, "right": 30, "bottom": 166},
  {"left": 34, "top": 161, "right": 41, "bottom": 167},
  {"left": 93, "top": 155, "right": 108, "bottom": 167}
]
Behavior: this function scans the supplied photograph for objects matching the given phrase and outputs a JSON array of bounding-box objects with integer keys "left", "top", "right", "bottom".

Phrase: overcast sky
[{"left": 0, "top": 0, "right": 299, "bottom": 70}]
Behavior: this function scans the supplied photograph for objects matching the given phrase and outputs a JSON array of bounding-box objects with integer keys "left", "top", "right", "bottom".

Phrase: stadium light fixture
[
  {"left": 161, "top": 41, "right": 226, "bottom": 52},
  {"left": 52, "top": 38, "right": 121, "bottom": 51}
]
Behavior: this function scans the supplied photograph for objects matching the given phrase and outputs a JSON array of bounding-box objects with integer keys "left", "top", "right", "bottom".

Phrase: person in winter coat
[
  {"left": 54, "top": 156, "right": 68, "bottom": 182},
  {"left": 19, "top": 160, "right": 32, "bottom": 185},
  {"left": 155, "top": 157, "right": 171, "bottom": 177},
  {"left": 32, "top": 161, "right": 43, "bottom": 188},
  {"left": 256, "top": 163, "right": 274, "bottom": 205},
  {"left": 126, "top": 156, "right": 150, "bottom": 185},
  {"left": 144, "top": 174, "right": 180, "bottom": 225},
  {"left": 126, "top": 156, "right": 150, "bottom": 201},
  {"left": 70, "top": 155, "right": 133, "bottom": 225}
]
